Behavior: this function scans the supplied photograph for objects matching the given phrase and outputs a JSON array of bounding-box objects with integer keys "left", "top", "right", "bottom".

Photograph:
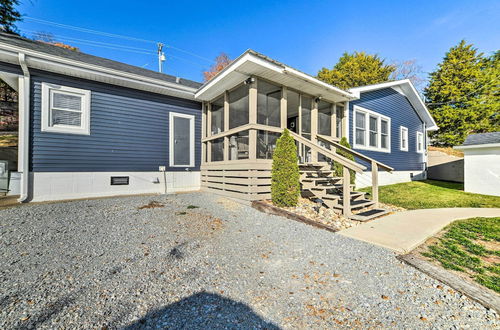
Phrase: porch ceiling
[{"left": 195, "top": 50, "right": 357, "bottom": 104}]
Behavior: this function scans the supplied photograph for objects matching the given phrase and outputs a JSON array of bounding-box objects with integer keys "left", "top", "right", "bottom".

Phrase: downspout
[{"left": 18, "top": 53, "right": 30, "bottom": 202}]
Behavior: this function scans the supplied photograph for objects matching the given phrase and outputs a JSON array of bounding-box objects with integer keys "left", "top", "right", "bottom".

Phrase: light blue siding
[
  {"left": 349, "top": 88, "right": 425, "bottom": 171},
  {"left": 30, "top": 71, "right": 202, "bottom": 172}
]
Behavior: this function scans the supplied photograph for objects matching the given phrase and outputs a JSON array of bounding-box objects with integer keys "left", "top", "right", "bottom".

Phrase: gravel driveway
[{"left": 0, "top": 192, "right": 497, "bottom": 329}]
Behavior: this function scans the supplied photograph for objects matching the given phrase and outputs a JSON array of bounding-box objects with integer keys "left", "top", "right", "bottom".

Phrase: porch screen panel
[
  {"left": 257, "top": 130, "right": 280, "bottom": 159},
  {"left": 211, "top": 138, "right": 224, "bottom": 162},
  {"left": 318, "top": 100, "right": 332, "bottom": 136},
  {"left": 301, "top": 95, "right": 312, "bottom": 137},
  {"left": 228, "top": 84, "right": 249, "bottom": 129},
  {"left": 336, "top": 105, "right": 344, "bottom": 138},
  {"left": 211, "top": 96, "right": 224, "bottom": 135},
  {"left": 257, "top": 80, "right": 281, "bottom": 127},
  {"left": 228, "top": 130, "right": 249, "bottom": 160},
  {"left": 286, "top": 90, "right": 300, "bottom": 133}
]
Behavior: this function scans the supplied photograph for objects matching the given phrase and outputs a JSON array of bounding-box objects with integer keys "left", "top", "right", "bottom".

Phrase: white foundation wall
[
  {"left": 355, "top": 170, "right": 426, "bottom": 189},
  {"left": 30, "top": 171, "right": 201, "bottom": 202},
  {"left": 7, "top": 172, "right": 21, "bottom": 195},
  {"left": 463, "top": 148, "right": 500, "bottom": 197}
]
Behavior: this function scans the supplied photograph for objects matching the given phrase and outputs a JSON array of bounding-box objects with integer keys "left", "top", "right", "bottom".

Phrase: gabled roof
[
  {"left": 195, "top": 49, "right": 357, "bottom": 103},
  {"left": 455, "top": 132, "right": 500, "bottom": 149},
  {"left": 0, "top": 32, "right": 202, "bottom": 99},
  {"left": 349, "top": 79, "right": 438, "bottom": 131}
]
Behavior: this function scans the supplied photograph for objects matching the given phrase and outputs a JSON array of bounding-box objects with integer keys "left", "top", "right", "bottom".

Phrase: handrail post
[
  {"left": 371, "top": 160, "right": 379, "bottom": 208},
  {"left": 343, "top": 166, "right": 351, "bottom": 217}
]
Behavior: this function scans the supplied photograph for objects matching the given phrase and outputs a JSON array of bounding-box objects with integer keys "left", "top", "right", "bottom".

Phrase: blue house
[
  {"left": 348, "top": 81, "right": 438, "bottom": 187},
  {"left": 0, "top": 33, "right": 437, "bottom": 218}
]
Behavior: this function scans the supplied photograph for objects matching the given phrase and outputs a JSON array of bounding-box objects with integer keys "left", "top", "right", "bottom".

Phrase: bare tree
[
  {"left": 203, "top": 53, "right": 232, "bottom": 82},
  {"left": 390, "top": 59, "right": 425, "bottom": 89}
]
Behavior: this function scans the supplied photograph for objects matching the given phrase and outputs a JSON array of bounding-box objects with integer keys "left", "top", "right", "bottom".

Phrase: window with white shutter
[{"left": 41, "top": 83, "right": 91, "bottom": 135}]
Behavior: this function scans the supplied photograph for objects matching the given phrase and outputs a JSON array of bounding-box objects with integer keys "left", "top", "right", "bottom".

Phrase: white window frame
[
  {"left": 353, "top": 105, "right": 391, "bottom": 153},
  {"left": 169, "top": 112, "right": 195, "bottom": 167},
  {"left": 400, "top": 126, "right": 408, "bottom": 151},
  {"left": 41, "top": 82, "right": 91, "bottom": 135},
  {"left": 416, "top": 131, "right": 424, "bottom": 153}
]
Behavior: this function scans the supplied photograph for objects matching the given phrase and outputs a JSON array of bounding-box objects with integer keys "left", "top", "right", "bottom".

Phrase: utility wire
[{"left": 24, "top": 16, "right": 214, "bottom": 63}]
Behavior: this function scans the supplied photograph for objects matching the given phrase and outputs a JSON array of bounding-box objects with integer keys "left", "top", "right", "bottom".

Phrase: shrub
[
  {"left": 333, "top": 137, "right": 355, "bottom": 184},
  {"left": 271, "top": 129, "right": 300, "bottom": 207}
]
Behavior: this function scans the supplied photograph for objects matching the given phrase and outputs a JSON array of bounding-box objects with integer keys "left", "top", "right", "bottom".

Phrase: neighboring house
[
  {"left": 455, "top": 132, "right": 500, "bottom": 197},
  {"left": 348, "top": 81, "right": 438, "bottom": 188},
  {"left": 0, "top": 33, "right": 437, "bottom": 218}
]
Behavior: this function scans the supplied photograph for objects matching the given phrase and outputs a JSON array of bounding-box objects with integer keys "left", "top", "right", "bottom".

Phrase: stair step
[
  {"left": 300, "top": 170, "right": 333, "bottom": 174},
  {"left": 335, "top": 199, "right": 375, "bottom": 210},
  {"left": 349, "top": 209, "right": 390, "bottom": 222},
  {"left": 302, "top": 177, "right": 342, "bottom": 183}
]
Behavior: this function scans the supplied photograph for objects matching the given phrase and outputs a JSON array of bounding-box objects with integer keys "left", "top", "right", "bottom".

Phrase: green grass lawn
[
  {"left": 361, "top": 180, "right": 500, "bottom": 209},
  {"left": 420, "top": 217, "right": 500, "bottom": 293}
]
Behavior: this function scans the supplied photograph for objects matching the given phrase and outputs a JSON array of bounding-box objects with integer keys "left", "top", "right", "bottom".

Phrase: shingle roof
[
  {"left": 463, "top": 132, "right": 500, "bottom": 146},
  {"left": 0, "top": 32, "right": 202, "bottom": 89}
]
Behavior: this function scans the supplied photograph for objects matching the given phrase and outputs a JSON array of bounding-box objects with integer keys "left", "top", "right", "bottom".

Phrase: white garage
[{"left": 455, "top": 132, "right": 500, "bottom": 197}]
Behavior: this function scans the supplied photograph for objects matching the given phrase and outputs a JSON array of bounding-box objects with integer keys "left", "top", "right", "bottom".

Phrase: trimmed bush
[
  {"left": 271, "top": 129, "right": 300, "bottom": 207},
  {"left": 333, "top": 137, "right": 356, "bottom": 185}
]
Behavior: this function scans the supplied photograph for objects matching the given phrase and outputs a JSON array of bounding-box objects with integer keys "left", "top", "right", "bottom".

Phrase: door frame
[{"left": 169, "top": 112, "right": 195, "bottom": 168}]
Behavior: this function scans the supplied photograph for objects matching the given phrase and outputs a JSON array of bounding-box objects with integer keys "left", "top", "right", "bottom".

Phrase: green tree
[
  {"left": 0, "top": 0, "right": 21, "bottom": 34},
  {"left": 317, "top": 51, "right": 395, "bottom": 89},
  {"left": 425, "top": 40, "right": 499, "bottom": 146},
  {"left": 271, "top": 129, "right": 300, "bottom": 207},
  {"left": 332, "top": 137, "right": 355, "bottom": 185}
]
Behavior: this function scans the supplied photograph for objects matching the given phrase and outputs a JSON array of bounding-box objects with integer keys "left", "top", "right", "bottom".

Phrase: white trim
[
  {"left": 18, "top": 53, "right": 30, "bottom": 202},
  {"left": 455, "top": 143, "right": 500, "bottom": 150},
  {"left": 41, "top": 83, "right": 91, "bottom": 135},
  {"left": 349, "top": 79, "right": 438, "bottom": 131},
  {"left": 400, "top": 126, "right": 408, "bottom": 151},
  {"left": 416, "top": 131, "right": 424, "bottom": 153},
  {"left": 169, "top": 112, "right": 195, "bottom": 167},
  {"left": 352, "top": 105, "right": 391, "bottom": 153}
]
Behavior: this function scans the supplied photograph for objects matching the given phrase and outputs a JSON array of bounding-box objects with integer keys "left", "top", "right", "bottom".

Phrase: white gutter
[{"left": 17, "top": 53, "right": 30, "bottom": 202}]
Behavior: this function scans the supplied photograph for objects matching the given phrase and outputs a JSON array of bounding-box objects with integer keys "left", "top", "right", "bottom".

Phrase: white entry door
[{"left": 169, "top": 112, "right": 195, "bottom": 167}]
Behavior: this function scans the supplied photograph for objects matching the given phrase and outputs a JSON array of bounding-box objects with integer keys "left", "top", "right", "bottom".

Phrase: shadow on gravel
[{"left": 123, "top": 291, "right": 280, "bottom": 329}]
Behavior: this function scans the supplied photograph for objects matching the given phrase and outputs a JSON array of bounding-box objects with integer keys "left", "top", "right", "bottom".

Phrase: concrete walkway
[{"left": 340, "top": 208, "right": 500, "bottom": 254}]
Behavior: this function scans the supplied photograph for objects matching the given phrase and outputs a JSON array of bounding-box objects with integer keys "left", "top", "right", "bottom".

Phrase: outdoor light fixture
[
  {"left": 315, "top": 96, "right": 323, "bottom": 103},
  {"left": 244, "top": 77, "right": 255, "bottom": 85}
]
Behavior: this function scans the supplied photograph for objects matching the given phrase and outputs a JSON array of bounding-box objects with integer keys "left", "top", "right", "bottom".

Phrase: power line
[{"left": 24, "top": 16, "right": 214, "bottom": 63}]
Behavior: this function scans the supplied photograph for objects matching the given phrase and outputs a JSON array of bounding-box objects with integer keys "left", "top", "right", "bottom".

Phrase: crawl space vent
[{"left": 110, "top": 176, "right": 129, "bottom": 185}]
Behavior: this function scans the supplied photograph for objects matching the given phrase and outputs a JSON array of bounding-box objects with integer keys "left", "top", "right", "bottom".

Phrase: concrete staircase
[{"left": 299, "top": 162, "right": 389, "bottom": 221}]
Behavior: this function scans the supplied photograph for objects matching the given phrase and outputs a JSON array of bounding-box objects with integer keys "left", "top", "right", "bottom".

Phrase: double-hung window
[
  {"left": 416, "top": 131, "right": 424, "bottom": 153},
  {"left": 41, "top": 83, "right": 91, "bottom": 135},
  {"left": 353, "top": 106, "right": 390, "bottom": 152},
  {"left": 400, "top": 126, "right": 408, "bottom": 151}
]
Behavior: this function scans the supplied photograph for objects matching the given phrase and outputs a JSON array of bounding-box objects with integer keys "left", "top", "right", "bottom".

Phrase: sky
[{"left": 17, "top": 0, "right": 500, "bottom": 83}]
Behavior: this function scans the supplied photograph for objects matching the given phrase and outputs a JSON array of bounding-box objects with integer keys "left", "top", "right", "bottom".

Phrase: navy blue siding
[
  {"left": 30, "top": 71, "right": 202, "bottom": 172},
  {"left": 349, "top": 88, "right": 424, "bottom": 171}
]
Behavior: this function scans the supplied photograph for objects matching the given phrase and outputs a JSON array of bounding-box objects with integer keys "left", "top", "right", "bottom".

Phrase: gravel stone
[{"left": 0, "top": 192, "right": 497, "bottom": 329}]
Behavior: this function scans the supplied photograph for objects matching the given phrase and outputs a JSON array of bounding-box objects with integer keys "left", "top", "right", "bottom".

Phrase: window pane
[
  {"left": 53, "top": 92, "right": 82, "bottom": 111},
  {"left": 318, "top": 100, "right": 331, "bottom": 136},
  {"left": 229, "top": 130, "right": 249, "bottom": 160},
  {"left": 301, "top": 95, "right": 311, "bottom": 134},
  {"left": 381, "top": 134, "right": 388, "bottom": 149},
  {"left": 369, "top": 116, "right": 378, "bottom": 147},
  {"left": 257, "top": 80, "right": 281, "bottom": 127},
  {"left": 210, "top": 96, "right": 224, "bottom": 135},
  {"left": 51, "top": 109, "right": 81, "bottom": 126},
  {"left": 287, "top": 90, "right": 299, "bottom": 133},
  {"left": 381, "top": 120, "right": 388, "bottom": 134},
  {"left": 355, "top": 112, "right": 365, "bottom": 129},
  {"left": 211, "top": 138, "right": 224, "bottom": 161},
  {"left": 257, "top": 130, "right": 280, "bottom": 159},
  {"left": 228, "top": 84, "right": 249, "bottom": 129},
  {"left": 336, "top": 105, "right": 343, "bottom": 137},
  {"left": 355, "top": 129, "right": 365, "bottom": 145}
]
